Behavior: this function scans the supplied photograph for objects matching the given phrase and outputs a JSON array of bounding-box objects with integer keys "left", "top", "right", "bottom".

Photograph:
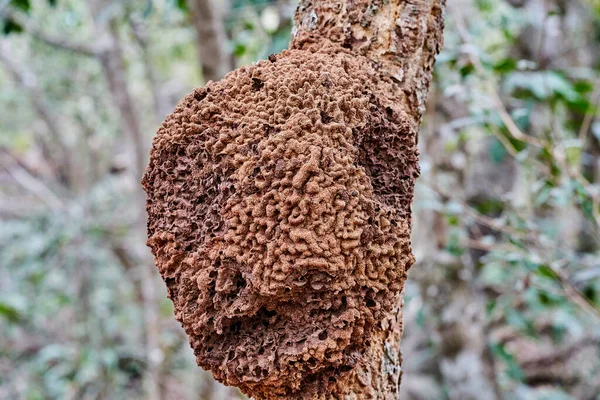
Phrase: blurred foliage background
[{"left": 1, "top": 0, "right": 599, "bottom": 399}]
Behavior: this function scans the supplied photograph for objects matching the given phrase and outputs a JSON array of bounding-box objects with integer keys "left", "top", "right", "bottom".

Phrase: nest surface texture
[{"left": 142, "top": 45, "right": 418, "bottom": 399}]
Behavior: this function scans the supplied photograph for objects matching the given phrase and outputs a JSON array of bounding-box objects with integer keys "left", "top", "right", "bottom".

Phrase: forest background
[{"left": 1, "top": 0, "right": 600, "bottom": 399}]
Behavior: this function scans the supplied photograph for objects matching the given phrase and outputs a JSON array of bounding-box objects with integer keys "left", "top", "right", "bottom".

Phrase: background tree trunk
[{"left": 188, "top": 0, "right": 233, "bottom": 82}]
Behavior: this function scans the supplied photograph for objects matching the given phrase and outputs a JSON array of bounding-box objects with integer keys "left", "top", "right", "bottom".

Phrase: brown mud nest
[{"left": 142, "top": 43, "right": 418, "bottom": 399}]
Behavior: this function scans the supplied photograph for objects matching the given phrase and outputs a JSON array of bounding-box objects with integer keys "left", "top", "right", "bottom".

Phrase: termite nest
[{"left": 142, "top": 43, "right": 418, "bottom": 399}]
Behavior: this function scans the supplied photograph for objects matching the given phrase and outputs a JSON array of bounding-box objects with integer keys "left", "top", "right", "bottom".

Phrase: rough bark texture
[
  {"left": 142, "top": 1, "right": 444, "bottom": 399},
  {"left": 292, "top": 0, "right": 445, "bottom": 130},
  {"left": 290, "top": 2, "right": 445, "bottom": 398}
]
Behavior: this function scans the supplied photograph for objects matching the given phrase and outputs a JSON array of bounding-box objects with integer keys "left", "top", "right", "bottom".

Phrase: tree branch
[
  {"left": 0, "top": 40, "right": 75, "bottom": 187},
  {"left": 0, "top": 148, "right": 65, "bottom": 210},
  {"left": 4, "top": 8, "right": 100, "bottom": 56}
]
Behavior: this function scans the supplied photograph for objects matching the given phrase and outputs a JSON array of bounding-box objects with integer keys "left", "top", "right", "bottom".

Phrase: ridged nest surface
[{"left": 142, "top": 45, "right": 418, "bottom": 399}]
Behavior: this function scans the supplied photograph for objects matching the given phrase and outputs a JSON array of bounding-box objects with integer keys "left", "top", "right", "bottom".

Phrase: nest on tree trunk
[{"left": 142, "top": 44, "right": 419, "bottom": 399}]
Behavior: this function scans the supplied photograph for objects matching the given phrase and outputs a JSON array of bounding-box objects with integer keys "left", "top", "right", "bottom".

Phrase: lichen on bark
[{"left": 142, "top": 1, "right": 445, "bottom": 399}]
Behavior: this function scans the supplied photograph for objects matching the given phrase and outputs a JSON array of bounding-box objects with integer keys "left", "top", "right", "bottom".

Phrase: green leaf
[
  {"left": 490, "top": 342, "right": 524, "bottom": 381},
  {"left": 506, "top": 307, "right": 537, "bottom": 337},
  {"left": 142, "top": 0, "right": 153, "bottom": 18},
  {"left": 175, "top": 0, "right": 187, "bottom": 12},
  {"left": 459, "top": 63, "right": 476, "bottom": 78},
  {"left": 537, "top": 290, "right": 562, "bottom": 307},
  {"left": 583, "top": 286, "right": 598, "bottom": 304},
  {"left": 536, "top": 265, "right": 558, "bottom": 280},
  {"left": 504, "top": 71, "right": 580, "bottom": 103},
  {"left": 2, "top": 19, "right": 23, "bottom": 35},
  {"left": 485, "top": 299, "right": 497, "bottom": 317},
  {"left": 473, "top": 197, "right": 505, "bottom": 215},
  {"left": 475, "top": 0, "right": 493, "bottom": 13},
  {"left": 493, "top": 58, "right": 518, "bottom": 74},
  {"left": 11, "top": 0, "right": 30, "bottom": 12},
  {"left": 0, "top": 301, "right": 23, "bottom": 323},
  {"left": 233, "top": 42, "right": 247, "bottom": 57}
]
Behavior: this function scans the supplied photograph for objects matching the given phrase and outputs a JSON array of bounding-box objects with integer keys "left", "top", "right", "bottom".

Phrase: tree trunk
[
  {"left": 291, "top": 1, "right": 445, "bottom": 398},
  {"left": 99, "top": 22, "right": 148, "bottom": 181},
  {"left": 292, "top": 0, "right": 445, "bottom": 129},
  {"left": 188, "top": 0, "right": 233, "bottom": 82},
  {"left": 142, "top": 1, "right": 445, "bottom": 399}
]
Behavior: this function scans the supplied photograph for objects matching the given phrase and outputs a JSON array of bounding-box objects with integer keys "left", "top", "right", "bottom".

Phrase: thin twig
[
  {"left": 520, "top": 336, "right": 600, "bottom": 368},
  {"left": 0, "top": 149, "right": 65, "bottom": 210},
  {"left": 451, "top": 3, "right": 600, "bottom": 231},
  {"left": 426, "top": 182, "right": 534, "bottom": 239},
  {"left": 451, "top": 4, "right": 549, "bottom": 150}
]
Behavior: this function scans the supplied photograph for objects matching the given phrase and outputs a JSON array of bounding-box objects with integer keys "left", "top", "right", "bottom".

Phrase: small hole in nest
[
  {"left": 320, "top": 111, "right": 333, "bottom": 124},
  {"left": 252, "top": 77, "right": 264, "bottom": 91},
  {"left": 165, "top": 277, "right": 176, "bottom": 286},
  {"left": 263, "top": 308, "right": 277, "bottom": 318},
  {"left": 193, "top": 89, "right": 207, "bottom": 101},
  {"left": 230, "top": 321, "right": 242, "bottom": 334},
  {"left": 318, "top": 330, "right": 328, "bottom": 340}
]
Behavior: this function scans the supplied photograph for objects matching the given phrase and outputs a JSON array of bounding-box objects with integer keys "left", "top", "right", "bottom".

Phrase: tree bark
[
  {"left": 188, "top": 0, "right": 233, "bottom": 82},
  {"left": 142, "top": 2, "right": 445, "bottom": 399},
  {"left": 292, "top": 0, "right": 445, "bottom": 130},
  {"left": 291, "top": 2, "right": 445, "bottom": 398}
]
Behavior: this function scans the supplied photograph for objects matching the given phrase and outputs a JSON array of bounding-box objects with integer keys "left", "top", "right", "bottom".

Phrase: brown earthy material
[{"left": 142, "top": 1, "right": 444, "bottom": 399}]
